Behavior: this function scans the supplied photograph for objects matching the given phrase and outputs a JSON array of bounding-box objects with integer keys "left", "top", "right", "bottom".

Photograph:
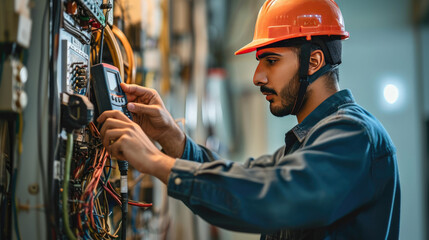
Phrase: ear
[{"left": 308, "top": 50, "right": 325, "bottom": 75}]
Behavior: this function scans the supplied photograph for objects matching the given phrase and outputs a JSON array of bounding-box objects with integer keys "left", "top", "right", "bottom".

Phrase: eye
[{"left": 266, "top": 59, "right": 277, "bottom": 65}]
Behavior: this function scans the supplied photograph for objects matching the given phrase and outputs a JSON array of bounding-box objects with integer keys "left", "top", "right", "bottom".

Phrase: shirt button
[{"left": 174, "top": 177, "right": 182, "bottom": 185}]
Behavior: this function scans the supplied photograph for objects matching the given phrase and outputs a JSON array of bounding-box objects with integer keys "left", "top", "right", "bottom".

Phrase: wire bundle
[{"left": 63, "top": 123, "right": 152, "bottom": 239}]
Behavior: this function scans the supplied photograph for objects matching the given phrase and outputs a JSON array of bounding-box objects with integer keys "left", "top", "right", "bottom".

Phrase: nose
[{"left": 253, "top": 63, "right": 268, "bottom": 86}]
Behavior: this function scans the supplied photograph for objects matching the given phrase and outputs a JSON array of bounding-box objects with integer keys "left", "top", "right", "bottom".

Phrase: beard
[{"left": 261, "top": 72, "right": 301, "bottom": 117}]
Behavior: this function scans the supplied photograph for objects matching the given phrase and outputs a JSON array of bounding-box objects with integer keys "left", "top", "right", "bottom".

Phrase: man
[{"left": 98, "top": 0, "right": 400, "bottom": 239}]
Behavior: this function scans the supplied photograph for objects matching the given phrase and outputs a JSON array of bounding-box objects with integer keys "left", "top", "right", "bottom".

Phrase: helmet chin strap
[{"left": 290, "top": 43, "right": 336, "bottom": 115}]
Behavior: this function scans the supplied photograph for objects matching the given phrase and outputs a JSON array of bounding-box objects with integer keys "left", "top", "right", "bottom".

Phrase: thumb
[
  {"left": 127, "top": 102, "right": 160, "bottom": 117},
  {"left": 120, "top": 82, "right": 130, "bottom": 92}
]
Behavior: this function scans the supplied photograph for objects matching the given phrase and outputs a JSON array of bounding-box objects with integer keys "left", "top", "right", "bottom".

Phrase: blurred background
[{"left": 1, "top": 0, "right": 428, "bottom": 239}]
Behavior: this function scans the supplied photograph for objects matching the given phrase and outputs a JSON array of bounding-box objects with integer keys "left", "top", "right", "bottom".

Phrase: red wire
[
  {"left": 77, "top": 147, "right": 108, "bottom": 230},
  {"left": 102, "top": 184, "right": 121, "bottom": 204},
  {"left": 105, "top": 181, "right": 153, "bottom": 208},
  {"left": 102, "top": 183, "right": 152, "bottom": 207},
  {"left": 72, "top": 123, "right": 153, "bottom": 236},
  {"left": 128, "top": 202, "right": 153, "bottom": 208},
  {"left": 73, "top": 162, "right": 84, "bottom": 179},
  {"left": 89, "top": 149, "right": 108, "bottom": 228}
]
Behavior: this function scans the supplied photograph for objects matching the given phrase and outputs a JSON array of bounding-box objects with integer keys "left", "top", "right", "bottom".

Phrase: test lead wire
[{"left": 117, "top": 160, "right": 128, "bottom": 240}]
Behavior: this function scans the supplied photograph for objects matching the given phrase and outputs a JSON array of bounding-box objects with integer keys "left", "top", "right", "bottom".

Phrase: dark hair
[
  {"left": 294, "top": 44, "right": 340, "bottom": 89},
  {"left": 259, "top": 36, "right": 341, "bottom": 86}
]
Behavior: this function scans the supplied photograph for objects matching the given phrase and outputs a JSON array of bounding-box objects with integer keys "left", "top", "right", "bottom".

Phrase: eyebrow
[{"left": 256, "top": 52, "right": 282, "bottom": 60}]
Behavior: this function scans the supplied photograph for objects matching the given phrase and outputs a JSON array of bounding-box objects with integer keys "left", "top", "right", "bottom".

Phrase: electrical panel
[
  {"left": 73, "top": 0, "right": 106, "bottom": 27},
  {"left": 51, "top": 1, "right": 151, "bottom": 239},
  {"left": 61, "top": 39, "right": 90, "bottom": 95},
  {"left": 1, "top": 0, "right": 153, "bottom": 239}
]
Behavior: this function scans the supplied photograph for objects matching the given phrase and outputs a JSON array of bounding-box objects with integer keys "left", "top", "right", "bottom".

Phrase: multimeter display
[
  {"left": 107, "top": 71, "right": 119, "bottom": 92},
  {"left": 91, "top": 63, "right": 133, "bottom": 120}
]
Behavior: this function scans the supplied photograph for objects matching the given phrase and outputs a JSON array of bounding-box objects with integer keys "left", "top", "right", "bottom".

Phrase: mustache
[{"left": 260, "top": 86, "right": 277, "bottom": 95}]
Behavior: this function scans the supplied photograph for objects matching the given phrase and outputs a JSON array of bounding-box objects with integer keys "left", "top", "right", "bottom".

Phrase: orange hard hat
[{"left": 235, "top": 0, "right": 349, "bottom": 55}]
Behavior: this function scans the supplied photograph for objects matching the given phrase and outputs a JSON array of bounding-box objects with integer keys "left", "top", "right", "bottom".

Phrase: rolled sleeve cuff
[
  {"left": 180, "top": 136, "right": 199, "bottom": 160},
  {"left": 167, "top": 159, "right": 200, "bottom": 200},
  {"left": 180, "top": 136, "right": 206, "bottom": 162},
  {"left": 180, "top": 136, "right": 193, "bottom": 160}
]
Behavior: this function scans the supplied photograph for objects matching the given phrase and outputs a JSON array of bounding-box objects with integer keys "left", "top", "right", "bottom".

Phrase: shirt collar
[{"left": 288, "top": 89, "right": 355, "bottom": 143}]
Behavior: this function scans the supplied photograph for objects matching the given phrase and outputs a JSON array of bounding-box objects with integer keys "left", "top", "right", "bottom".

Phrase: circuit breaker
[{"left": 0, "top": 57, "right": 28, "bottom": 112}]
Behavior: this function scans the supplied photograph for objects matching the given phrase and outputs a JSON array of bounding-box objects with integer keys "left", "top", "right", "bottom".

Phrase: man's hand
[
  {"left": 121, "top": 83, "right": 186, "bottom": 158},
  {"left": 97, "top": 110, "right": 175, "bottom": 184}
]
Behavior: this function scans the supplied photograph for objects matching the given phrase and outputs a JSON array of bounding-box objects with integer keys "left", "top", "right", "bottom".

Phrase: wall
[{"left": 338, "top": 0, "right": 425, "bottom": 239}]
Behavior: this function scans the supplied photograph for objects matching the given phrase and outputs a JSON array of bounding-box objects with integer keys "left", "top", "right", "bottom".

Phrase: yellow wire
[
  {"left": 113, "top": 221, "right": 122, "bottom": 236},
  {"left": 63, "top": 133, "right": 77, "bottom": 240},
  {"left": 111, "top": 25, "right": 136, "bottom": 84},
  {"left": 104, "top": 25, "right": 124, "bottom": 81}
]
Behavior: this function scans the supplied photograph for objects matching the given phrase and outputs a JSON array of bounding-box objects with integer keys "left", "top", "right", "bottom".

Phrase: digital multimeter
[{"left": 91, "top": 63, "right": 133, "bottom": 120}]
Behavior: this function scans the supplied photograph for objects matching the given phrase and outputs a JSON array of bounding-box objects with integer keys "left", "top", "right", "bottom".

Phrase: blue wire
[
  {"left": 93, "top": 214, "right": 103, "bottom": 233},
  {"left": 83, "top": 229, "right": 91, "bottom": 240},
  {"left": 102, "top": 157, "right": 112, "bottom": 185},
  {"left": 83, "top": 157, "right": 91, "bottom": 174}
]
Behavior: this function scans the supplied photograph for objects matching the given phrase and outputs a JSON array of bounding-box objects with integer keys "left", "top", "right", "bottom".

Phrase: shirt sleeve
[
  {"left": 167, "top": 117, "right": 374, "bottom": 233},
  {"left": 180, "top": 135, "right": 221, "bottom": 163},
  {"left": 180, "top": 135, "right": 281, "bottom": 167}
]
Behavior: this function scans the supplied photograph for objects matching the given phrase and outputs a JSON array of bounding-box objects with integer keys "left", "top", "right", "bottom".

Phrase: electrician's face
[{"left": 253, "top": 47, "right": 300, "bottom": 117}]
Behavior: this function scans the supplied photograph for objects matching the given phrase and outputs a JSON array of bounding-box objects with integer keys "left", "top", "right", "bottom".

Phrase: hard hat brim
[
  {"left": 235, "top": 38, "right": 274, "bottom": 55},
  {"left": 235, "top": 32, "right": 349, "bottom": 56}
]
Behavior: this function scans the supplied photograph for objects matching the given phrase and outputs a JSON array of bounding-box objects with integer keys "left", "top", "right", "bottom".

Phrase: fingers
[
  {"left": 97, "top": 110, "right": 132, "bottom": 125},
  {"left": 109, "top": 136, "right": 127, "bottom": 160},
  {"left": 98, "top": 116, "right": 134, "bottom": 141},
  {"left": 98, "top": 118, "right": 138, "bottom": 160},
  {"left": 101, "top": 128, "right": 130, "bottom": 150},
  {"left": 127, "top": 102, "right": 162, "bottom": 116},
  {"left": 121, "top": 83, "right": 157, "bottom": 102}
]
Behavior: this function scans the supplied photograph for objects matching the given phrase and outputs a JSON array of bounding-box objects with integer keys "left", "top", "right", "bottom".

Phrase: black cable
[
  {"left": 37, "top": 2, "right": 57, "bottom": 238},
  {"left": 63, "top": 20, "right": 91, "bottom": 44},
  {"left": 10, "top": 43, "right": 17, "bottom": 58},
  {"left": 99, "top": 27, "right": 105, "bottom": 64},
  {"left": 11, "top": 170, "right": 20, "bottom": 240},
  {"left": 0, "top": 44, "right": 5, "bottom": 85},
  {"left": 48, "top": 0, "right": 62, "bottom": 238},
  {"left": 0, "top": 120, "right": 10, "bottom": 239},
  {"left": 0, "top": 194, "right": 6, "bottom": 238},
  {"left": 117, "top": 160, "right": 128, "bottom": 240},
  {"left": 100, "top": 3, "right": 113, "bottom": 9},
  {"left": 8, "top": 118, "right": 16, "bottom": 240}
]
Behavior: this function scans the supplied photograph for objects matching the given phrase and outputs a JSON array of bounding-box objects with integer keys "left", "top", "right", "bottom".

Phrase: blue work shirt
[{"left": 167, "top": 89, "right": 400, "bottom": 240}]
